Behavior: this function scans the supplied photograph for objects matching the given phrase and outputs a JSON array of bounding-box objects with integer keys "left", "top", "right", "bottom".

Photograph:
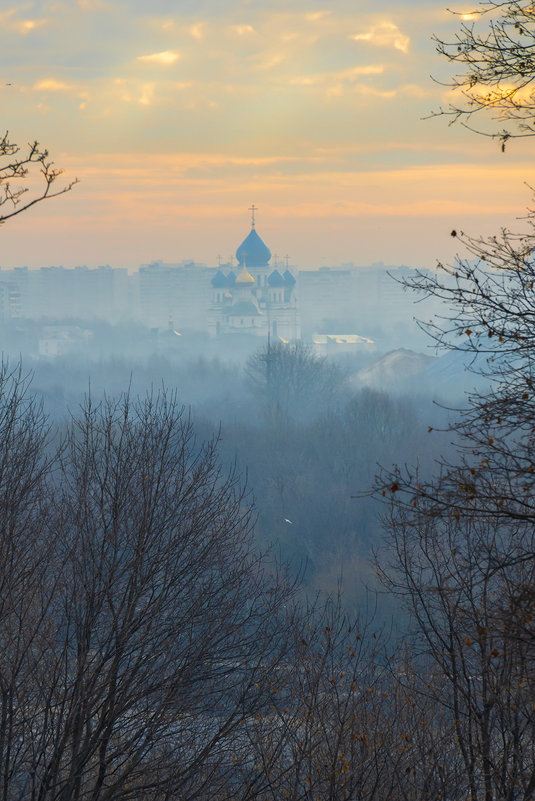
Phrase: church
[{"left": 208, "top": 207, "right": 300, "bottom": 341}]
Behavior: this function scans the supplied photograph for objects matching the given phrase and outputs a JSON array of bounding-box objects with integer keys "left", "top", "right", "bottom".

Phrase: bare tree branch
[
  {"left": 0, "top": 132, "right": 78, "bottom": 224},
  {"left": 432, "top": 1, "right": 535, "bottom": 143}
]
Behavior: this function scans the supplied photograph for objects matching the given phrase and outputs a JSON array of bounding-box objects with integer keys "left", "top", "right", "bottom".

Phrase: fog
[{"left": 0, "top": 259, "right": 479, "bottom": 614}]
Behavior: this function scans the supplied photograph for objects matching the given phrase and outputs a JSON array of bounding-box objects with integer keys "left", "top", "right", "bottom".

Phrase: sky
[{"left": 1, "top": 0, "right": 534, "bottom": 270}]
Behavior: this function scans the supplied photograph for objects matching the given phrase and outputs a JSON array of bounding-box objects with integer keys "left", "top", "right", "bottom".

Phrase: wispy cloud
[
  {"left": 2, "top": 152, "right": 530, "bottom": 269},
  {"left": 291, "top": 64, "right": 385, "bottom": 86},
  {"left": 1, "top": 0, "right": 510, "bottom": 269},
  {"left": 400, "top": 83, "right": 429, "bottom": 99},
  {"left": 188, "top": 23, "right": 206, "bottom": 40},
  {"left": 228, "top": 24, "right": 256, "bottom": 36},
  {"left": 353, "top": 85, "right": 397, "bottom": 99},
  {"left": 351, "top": 22, "right": 410, "bottom": 53},
  {"left": 34, "top": 78, "right": 76, "bottom": 91},
  {"left": 138, "top": 83, "right": 156, "bottom": 105},
  {"left": 77, "top": 0, "right": 109, "bottom": 9},
  {"left": 0, "top": 8, "right": 48, "bottom": 35},
  {"left": 253, "top": 53, "right": 287, "bottom": 71},
  {"left": 113, "top": 78, "right": 158, "bottom": 106},
  {"left": 14, "top": 18, "right": 47, "bottom": 34},
  {"left": 137, "top": 50, "right": 180, "bottom": 65},
  {"left": 305, "top": 11, "right": 332, "bottom": 22}
]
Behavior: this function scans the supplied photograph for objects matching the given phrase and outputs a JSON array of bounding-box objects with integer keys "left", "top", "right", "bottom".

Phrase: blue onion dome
[
  {"left": 211, "top": 269, "right": 228, "bottom": 288},
  {"left": 227, "top": 270, "right": 236, "bottom": 285},
  {"left": 236, "top": 228, "right": 271, "bottom": 268},
  {"left": 267, "top": 269, "right": 285, "bottom": 287},
  {"left": 283, "top": 269, "right": 296, "bottom": 285}
]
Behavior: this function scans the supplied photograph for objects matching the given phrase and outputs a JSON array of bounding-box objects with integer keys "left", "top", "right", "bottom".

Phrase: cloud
[
  {"left": 352, "top": 85, "right": 396, "bottom": 99},
  {"left": 137, "top": 50, "right": 180, "bottom": 65},
  {"left": 10, "top": 17, "right": 48, "bottom": 34},
  {"left": 114, "top": 79, "right": 157, "bottom": 106},
  {"left": 138, "top": 83, "right": 156, "bottom": 105},
  {"left": 188, "top": 23, "right": 206, "bottom": 40},
  {"left": 3, "top": 151, "right": 530, "bottom": 270},
  {"left": 62, "top": 152, "right": 325, "bottom": 180},
  {"left": 77, "top": 0, "right": 109, "bottom": 9},
  {"left": 291, "top": 64, "right": 385, "bottom": 86},
  {"left": 305, "top": 11, "right": 332, "bottom": 22},
  {"left": 351, "top": 22, "right": 410, "bottom": 54},
  {"left": 0, "top": 7, "right": 48, "bottom": 33},
  {"left": 400, "top": 83, "right": 429, "bottom": 99},
  {"left": 34, "top": 78, "right": 75, "bottom": 91},
  {"left": 229, "top": 24, "right": 256, "bottom": 35},
  {"left": 254, "top": 53, "right": 286, "bottom": 71}
]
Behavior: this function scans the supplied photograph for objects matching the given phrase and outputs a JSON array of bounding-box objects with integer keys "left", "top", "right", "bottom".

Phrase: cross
[
  {"left": 249, "top": 204, "right": 257, "bottom": 228},
  {"left": 285, "top": 254, "right": 290, "bottom": 268}
]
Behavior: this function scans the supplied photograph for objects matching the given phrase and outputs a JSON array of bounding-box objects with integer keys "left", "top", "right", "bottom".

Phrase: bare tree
[
  {"left": 239, "top": 598, "right": 397, "bottom": 801},
  {"left": 366, "top": 5, "right": 535, "bottom": 796},
  {"left": 240, "top": 596, "right": 474, "bottom": 801},
  {"left": 0, "top": 363, "right": 58, "bottom": 801},
  {"left": 377, "top": 501, "right": 535, "bottom": 801},
  {"left": 0, "top": 132, "right": 77, "bottom": 224},
  {"left": 0, "top": 384, "right": 296, "bottom": 801},
  {"left": 432, "top": 0, "right": 535, "bottom": 144},
  {"left": 376, "top": 219, "right": 535, "bottom": 529},
  {"left": 371, "top": 206, "right": 535, "bottom": 799},
  {"left": 245, "top": 341, "right": 345, "bottom": 424}
]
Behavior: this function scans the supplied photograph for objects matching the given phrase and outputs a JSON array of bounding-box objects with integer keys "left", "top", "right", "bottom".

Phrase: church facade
[{"left": 208, "top": 213, "right": 300, "bottom": 341}]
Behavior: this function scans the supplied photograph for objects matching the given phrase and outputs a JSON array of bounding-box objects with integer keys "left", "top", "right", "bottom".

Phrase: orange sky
[{"left": 1, "top": 0, "right": 534, "bottom": 269}]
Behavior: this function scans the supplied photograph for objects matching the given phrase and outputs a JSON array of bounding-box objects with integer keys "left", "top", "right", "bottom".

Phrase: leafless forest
[{"left": 2, "top": 1, "right": 535, "bottom": 797}]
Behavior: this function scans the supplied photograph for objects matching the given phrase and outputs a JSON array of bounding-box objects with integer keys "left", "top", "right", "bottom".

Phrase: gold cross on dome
[{"left": 249, "top": 204, "right": 257, "bottom": 228}]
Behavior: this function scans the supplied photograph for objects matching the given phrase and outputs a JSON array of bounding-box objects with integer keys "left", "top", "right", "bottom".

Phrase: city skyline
[{"left": 1, "top": 0, "right": 533, "bottom": 269}]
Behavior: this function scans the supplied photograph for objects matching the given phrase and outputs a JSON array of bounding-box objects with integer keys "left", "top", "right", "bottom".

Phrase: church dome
[
  {"left": 283, "top": 269, "right": 296, "bottom": 286},
  {"left": 235, "top": 266, "right": 255, "bottom": 285},
  {"left": 267, "top": 269, "right": 285, "bottom": 287},
  {"left": 236, "top": 228, "right": 271, "bottom": 268},
  {"left": 211, "top": 269, "right": 228, "bottom": 288}
]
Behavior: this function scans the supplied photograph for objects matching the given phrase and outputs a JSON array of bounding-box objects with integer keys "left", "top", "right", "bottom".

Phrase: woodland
[{"left": 1, "top": 1, "right": 535, "bottom": 798}]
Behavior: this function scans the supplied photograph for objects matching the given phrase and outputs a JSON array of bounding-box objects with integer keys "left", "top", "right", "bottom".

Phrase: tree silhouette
[
  {"left": 0, "top": 132, "right": 77, "bottom": 224},
  {"left": 432, "top": 0, "right": 535, "bottom": 145},
  {"left": 0, "top": 375, "right": 296, "bottom": 801}
]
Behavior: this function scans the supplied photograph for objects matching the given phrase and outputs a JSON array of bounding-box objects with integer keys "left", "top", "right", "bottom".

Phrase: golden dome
[{"left": 235, "top": 266, "right": 255, "bottom": 285}]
